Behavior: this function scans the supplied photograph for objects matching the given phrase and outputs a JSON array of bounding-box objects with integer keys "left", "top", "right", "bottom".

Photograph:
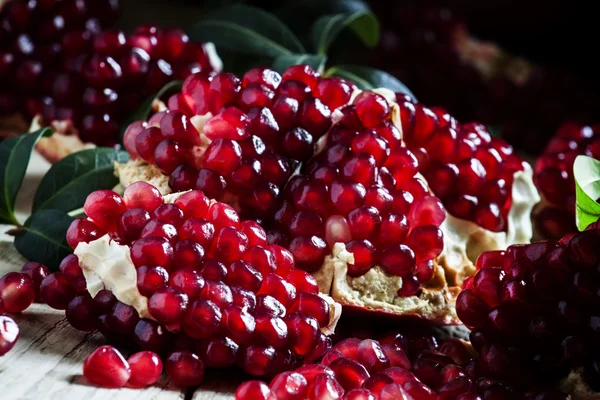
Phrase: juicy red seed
[
  {"left": 285, "top": 312, "right": 319, "bottom": 356},
  {"left": 66, "top": 218, "right": 106, "bottom": 249},
  {"left": 345, "top": 388, "right": 376, "bottom": 400},
  {"left": 0, "top": 272, "right": 35, "bottom": 313},
  {"left": 375, "top": 214, "right": 409, "bottom": 248},
  {"left": 135, "top": 126, "right": 164, "bottom": 163},
  {"left": 240, "top": 84, "right": 275, "bottom": 111},
  {"left": 140, "top": 220, "right": 178, "bottom": 244},
  {"left": 40, "top": 272, "right": 75, "bottom": 310},
  {"left": 58, "top": 254, "right": 86, "bottom": 292},
  {"left": 174, "top": 190, "right": 210, "bottom": 219},
  {"left": 136, "top": 265, "right": 169, "bottom": 297},
  {"left": 179, "top": 218, "right": 215, "bottom": 248},
  {"left": 379, "top": 245, "right": 416, "bottom": 277},
  {"left": 207, "top": 202, "right": 241, "bottom": 231},
  {"left": 356, "top": 339, "right": 391, "bottom": 373},
  {"left": 456, "top": 289, "right": 489, "bottom": 329},
  {"left": 131, "top": 237, "right": 174, "bottom": 269},
  {"left": 270, "top": 371, "right": 308, "bottom": 400},
  {"left": 307, "top": 374, "right": 344, "bottom": 400},
  {"left": 255, "top": 294, "right": 286, "bottom": 318},
  {"left": 330, "top": 179, "right": 366, "bottom": 215},
  {"left": 223, "top": 305, "right": 255, "bottom": 344},
  {"left": 20, "top": 261, "right": 49, "bottom": 299},
  {"left": 354, "top": 91, "right": 390, "bottom": 128},
  {"left": 290, "top": 293, "right": 330, "bottom": 326},
  {"left": 154, "top": 139, "right": 185, "bottom": 174},
  {"left": 213, "top": 226, "right": 249, "bottom": 263},
  {"left": 239, "top": 345, "right": 277, "bottom": 377},
  {"left": 243, "top": 67, "right": 282, "bottom": 90},
  {"left": 182, "top": 299, "right": 222, "bottom": 339},
  {"left": 169, "top": 267, "right": 205, "bottom": 298},
  {"left": 254, "top": 314, "right": 288, "bottom": 349},
  {"left": 348, "top": 206, "right": 381, "bottom": 240},
  {"left": 165, "top": 350, "right": 205, "bottom": 387},
  {"left": 200, "top": 259, "right": 228, "bottom": 281},
  {"left": 83, "top": 346, "right": 131, "bottom": 388},
  {"left": 160, "top": 110, "right": 200, "bottom": 147},
  {"left": 298, "top": 98, "right": 331, "bottom": 136},
  {"left": 235, "top": 380, "right": 272, "bottom": 400},
  {"left": 408, "top": 226, "right": 444, "bottom": 262},
  {"left": 118, "top": 208, "right": 151, "bottom": 243},
  {"left": 152, "top": 204, "right": 185, "bottom": 227},
  {"left": 288, "top": 236, "right": 328, "bottom": 272},
  {"left": 202, "top": 336, "right": 239, "bottom": 368},
  {"left": 282, "top": 65, "right": 319, "bottom": 89},
  {"left": 0, "top": 316, "right": 19, "bottom": 356},
  {"left": 328, "top": 357, "right": 370, "bottom": 391},
  {"left": 285, "top": 270, "right": 318, "bottom": 294},
  {"left": 228, "top": 260, "right": 263, "bottom": 291},
  {"left": 409, "top": 196, "right": 446, "bottom": 227},
  {"left": 83, "top": 190, "right": 126, "bottom": 231},
  {"left": 346, "top": 240, "right": 376, "bottom": 277},
  {"left": 203, "top": 138, "right": 243, "bottom": 175},
  {"left": 315, "top": 77, "right": 352, "bottom": 110},
  {"left": 127, "top": 351, "right": 163, "bottom": 388},
  {"left": 148, "top": 287, "right": 188, "bottom": 324},
  {"left": 123, "top": 181, "right": 162, "bottom": 211},
  {"left": 201, "top": 279, "right": 233, "bottom": 308}
]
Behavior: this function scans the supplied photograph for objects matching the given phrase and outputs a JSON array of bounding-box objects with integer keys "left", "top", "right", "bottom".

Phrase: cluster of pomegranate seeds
[
  {"left": 236, "top": 329, "right": 568, "bottom": 400},
  {"left": 534, "top": 123, "right": 600, "bottom": 238},
  {"left": 398, "top": 96, "right": 526, "bottom": 232},
  {"left": 0, "top": 0, "right": 217, "bottom": 146},
  {"left": 457, "top": 227, "right": 600, "bottom": 390},
  {"left": 61, "top": 182, "right": 334, "bottom": 383},
  {"left": 123, "top": 64, "right": 354, "bottom": 219},
  {"left": 267, "top": 90, "right": 445, "bottom": 296}
]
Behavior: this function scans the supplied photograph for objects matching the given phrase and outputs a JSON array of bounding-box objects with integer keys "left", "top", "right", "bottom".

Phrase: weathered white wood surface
[{"left": 0, "top": 152, "right": 236, "bottom": 399}]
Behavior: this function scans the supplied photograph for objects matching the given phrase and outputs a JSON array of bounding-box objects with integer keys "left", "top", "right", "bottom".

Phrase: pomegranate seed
[
  {"left": 83, "top": 190, "right": 126, "bottom": 231},
  {"left": 39, "top": 272, "right": 75, "bottom": 310},
  {"left": 236, "top": 380, "right": 272, "bottom": 400},
  {"left": 270, "top": 371, "right": 308, "bottom": 400},
  {"left": 66, "top": 294, "right": 98, "bottom": 331},
  {"left": 66, "top": 218, "right": 106, "bottom": 249},
  {"left": 307, "top": 374, "right": 344, "bottom": 400},
  {"left": 165, "top": 350, "right": 205, "bottom": 387},
  {"left": 83, "top": 346, "right": 131, "bottom": 388},
  {"left": 123, "top": 181, "right": 162, "bottom": 211},
  {"left": 0, "top": 316, "right": 19, "bottom": 356},
  {"left": 127, "top": 351, "right": 163, "bottom": 387},
  {"left": 0, "top": 272, "right": 35, "bottom": 312},
  {"left": 148, "top": 287, "right": 188, "bottom": 324}
]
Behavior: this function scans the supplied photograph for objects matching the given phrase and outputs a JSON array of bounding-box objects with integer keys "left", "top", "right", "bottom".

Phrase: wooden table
[{"left": 0, "top": 151, "right": 237, "bottom": 399}]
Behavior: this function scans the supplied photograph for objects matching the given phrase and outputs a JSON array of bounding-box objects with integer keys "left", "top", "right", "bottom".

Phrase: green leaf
[
  {"left": 0, "top": 128, "right": 53, "bottom": 225},
  {"left": 326, "top": 65, "right": 416, "bottom": 99},
  {"left": 574, "top": 155, "right": 600, "bottom": 231},
  {"left": 189, "top": 4, "right": 304, "bottom": 58},
  {"left": 120, "top": 80, "right": 182, "bottom": 140},
  {"left": 272, "top": 54, "right": 328, "bottom": 74},
  {"left": 33, "top": 148, "right": 129, "bottom": 213},
  {"left": 13, "top": 209, "right": 74, "bottom": 270},
  {"left": 313, "top": 11, "right": 379, "bottom": 54}
]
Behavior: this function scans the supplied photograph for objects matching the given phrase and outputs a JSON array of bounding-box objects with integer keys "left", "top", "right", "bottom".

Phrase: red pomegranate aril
[
  {"left": 285, "top": 312, "right": 319, "bottom": 356},
  {"left": 254, "top": 314, "right": 288, "bottom": 349},
  {"left": 20, "top": 262, "right": 50, "bottom": 300},
  {"left": 408, "top": 226, "right": 444, "bottom": 262},
  {"left": 118, "top": 208, "right": 151, "bottom": 243},
  {"left": 456, "top": 289, "right": 489, "bottom": 329},
  {"left": 154, "top": 139, "right": 185, "bottom": 174},
  {"left": 307, "top": 374, "right": 344, "bottom": 400},
  {"left": 0, "top": 272, "right": 35, "bottom": 313},
  {"left": 169, "top": 267, "right": 205, "bottom": 298},
  {"left": 136, "top": 127, "right": 163, "bottom": 163},
  {"left": 123, "top": 181, "right": 162, "bottom": 211},
  {"left": 346, "top": 240, "right": 376, "bottom": 277},
  {"left": 66, "top": 218, "right": 106, "bottom": 249},
  {"left": 66, "top": 294, "right": 98, "bottom": 332},
  {"left": 255, "top": 294, "right": 286, "bottom": 318},
  {"left": 131, "top": 236, "right": 173, "bottom": 269},
  {"left": 236, "top": 380, "right": 272, "bottom": 400},
  {"left": 59, "top": 254, "right": 86, "bottom": 292},
  {"left": 148, "top": 287, "right": 188, "bottom": 324},
  {"left": 127, "top": 351, "right": 163, "bottom": 388},
  {"left": 107, "top": 301, "right": 140, "bottom": 335},
  {"left": 0, "top": 316, "right": 19, "bottom": 356},
  {"left": 379, "top": 245, "right": 416, "bottom": 277},
  {"left": 182, "top": 298, "right": 222, "bottom": 339},
  {"left": 40, "top": 272, "right": 75, "bottom": 310},
  {"left": 354, "top": 92, "right": 390, "bottom": 129},
  {"left": 329, "top": 357, "right": 370, "bottom": 391},
  {"left": 409, "top": 196, "right": 446, "bottom": 227},
  {"left": 201, "top": 336, "right": 239, "bottom": 368},
  {"left": 363, "top": 374, "right": 395, "bottom": 395},
  {"left": 239, "top": 344, "right": 278, "bottom": 377},
  {"left": 290, "top": 293, "right": 330, "bottom": 327},
  {"left": 83, "top": 346, "right": 131, "bottom": 388},
  {"left": 315, "top": 77, "right": 352, "bottom": 110},
  {"left": 258, "top": 273, "right": 296, "bottom": 307},
  {"left": 356, "top": 339, "right": 391, "bottom": 374},
  {"left": 289, "top": 236, "right": 328, "bottom": 272},
  {"left": 381, "top": 344, "right": 411, "bottom": 370},
  {"left": 213, "top": 226, "right": 249, "bottom": 263},
  {"left": 165, "top": 350, "right": 205, "bottom": 387},
  {"left": 345, "top": 389, "right": 376, "bottom": 400},
  {"left": 136, "top": 265, "right": 169, "bottom": 297},
  {"left": 270, "top": 371, "right": 308, "bottom": 400},
  {"left": 83, "top": 190, "right": 126, "bottom": 231}
]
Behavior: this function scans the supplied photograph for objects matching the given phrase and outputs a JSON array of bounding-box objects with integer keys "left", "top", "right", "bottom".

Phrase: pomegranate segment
[
  {"left": 60, "top": 185, "right": 339, "bottom": 382},
  {"left": 457, "top": 227, "right": 600, "bottom": 392},
  {"left": 534, "top": 123, "right": 600, "bottom": 238},
  {"left": 0, "top": 0, "right": 219, "bottom": 152},
  {"left": 117, "top": 65, "right": 356, "bottom": 221},
  {"left": 398, "top": 97, "right": 529, "bottom": 234}
]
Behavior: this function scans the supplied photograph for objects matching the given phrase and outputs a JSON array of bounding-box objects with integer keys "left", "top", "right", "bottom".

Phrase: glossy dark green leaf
[
  {"left": 574, "top": 155, "right": 600, "bottom": 231},
  {"left": 272, "top": 54, "right": 328, "bottom": 74},
  {"left": 189, "top": 4, "right": 304, "bottom": 57},
  {"left": 33, "top": 148, "right": 129, "bottom": 213},
  {"left": 120, "top": 80, "right": 182, "bottom": 140},
  {"left": 326, "top": 65, "right": 416, "bottom": 99},
  {"left": 14, "top": 209, "right": 74, "bottom": 270},
  {"left": 0, "top": 127, "right": 52, "bottom": 225},
  {"left": 313, "top": 11, "right": 379, "bottom": 54}
]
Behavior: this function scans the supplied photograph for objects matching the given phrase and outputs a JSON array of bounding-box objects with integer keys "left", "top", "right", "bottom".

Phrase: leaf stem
[{"left": 67, "top": 207, "right": 85, "bottom": 218}]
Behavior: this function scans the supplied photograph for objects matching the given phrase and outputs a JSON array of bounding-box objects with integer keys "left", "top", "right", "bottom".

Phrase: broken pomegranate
[
  {"left": 117, "top": 64, "right": 353, "bottom": 219},
  {"left": 0, "top": 0, "right": 220, "bottom": 160},
  {"left": 53, "top": 184, "right": 340, "bottom": 385},
  {"left": 533, "top": 122, "right": 599, "bottom": 238},
  {"left": 457, "top": 226, "right": 600, "bottom": 394},
  {"left": 83, "top": 345, "right": 131, "bottom": 388}
]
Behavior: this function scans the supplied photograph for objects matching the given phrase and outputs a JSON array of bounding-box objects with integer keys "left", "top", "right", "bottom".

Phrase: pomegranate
[
  {"left": 116, "top": 64, "right": 354, "bottom": 221},
  {"left": 0, "top": 0, "right": 220, "bottom": 161},
  {"left": 83, "top": 345, "right": 131, "bottom": 388},
  {"left": 57, "top": 185, "right": 340, "bottom": 384},
  {"left": 533, "top": 122, "right": 599, "bottom": 239},
  {"left": 457, "top": 226, "right": 600, "bottom": 394}
]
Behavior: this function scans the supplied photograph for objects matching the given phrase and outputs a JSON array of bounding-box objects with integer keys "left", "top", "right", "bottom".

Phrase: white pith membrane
[
  {"left": 113, "top": 84, "right": 540, "bottom": 324},
  {"left": 73, "top": 190, "right": 341, "bottom": 334},
  {"left": 9, "top": 44, "right": 223, "bottom": 164}
]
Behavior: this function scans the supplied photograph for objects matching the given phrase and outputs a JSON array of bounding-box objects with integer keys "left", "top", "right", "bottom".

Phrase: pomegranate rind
[
  {"left": 115, "top": 159, "right": 171, "bottom": 195},
  {"left": 438, "top": 164, "right": 539, "bottom": 287},
  {"left": 560, "top": 370, "right": 600, "bottom": 400},
  {"left": 314, "top": 243, "right": 458, "bottom": 324}
]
